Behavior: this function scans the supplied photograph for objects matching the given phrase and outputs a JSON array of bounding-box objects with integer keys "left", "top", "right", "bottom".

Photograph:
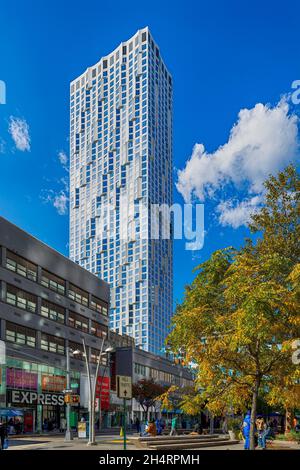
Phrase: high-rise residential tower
[{"left": 69, "top": 27, "right": 173, "bottom": 354}]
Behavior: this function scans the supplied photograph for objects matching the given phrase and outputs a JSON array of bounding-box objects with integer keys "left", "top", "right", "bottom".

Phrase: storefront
[{"left": 0, "top": 358, "right": 81, "bottom": 433}]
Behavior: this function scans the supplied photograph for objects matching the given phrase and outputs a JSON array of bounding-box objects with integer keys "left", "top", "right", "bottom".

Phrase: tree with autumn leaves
[
  {"left": 132, "top": 378, "right": 166, "bottom": 418},
  {"left": 168, "top": 166, "right": 300, "bottom": 450}
]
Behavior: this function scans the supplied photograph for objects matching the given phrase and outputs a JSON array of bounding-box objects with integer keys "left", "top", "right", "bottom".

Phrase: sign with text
[
  {"left": 117, "top": 375, "right": 132, "bottom": 399},
  {"left": 96, "top": 376, "right": 110, "bottom": 410},
  {"left": 42, "top": 375, "right": 66, "bottom": 392},
  {"left": 8, "top": 390, "right": 65, "bottom": 406},
  {"left": 7, "top": 368, "right": 38, "bottom": 390}
]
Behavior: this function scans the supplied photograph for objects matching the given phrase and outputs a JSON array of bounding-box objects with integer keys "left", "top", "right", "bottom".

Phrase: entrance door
[{"left": 24, "top": 410, "right": 34, "bottom": 433}]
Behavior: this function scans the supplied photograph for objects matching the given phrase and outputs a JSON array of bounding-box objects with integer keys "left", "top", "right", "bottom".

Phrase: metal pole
[
  {"left": 123, "top": 398, "right": 127, "bottom": 450},
  {"left": 91, "top": 337, "right": 105, "bottom": 443},
  {"left": 65, "top": 347, "right": 73, "bottom": 441},
  {"left": 82, "top": 339, "right": 93, "bottom": 446}
]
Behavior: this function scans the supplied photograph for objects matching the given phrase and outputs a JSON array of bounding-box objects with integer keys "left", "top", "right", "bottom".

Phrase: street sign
[
  {"left": 63, "top": 389, "right": 73, "bottom": 394},
  {"left": 117, "top": 375, "right": 132, "bottom": 399}
]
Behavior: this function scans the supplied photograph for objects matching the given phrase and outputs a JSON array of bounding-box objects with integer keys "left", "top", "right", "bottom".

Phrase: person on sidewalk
[
  {"left": 155, "top": 418, "right": 162, "bottom": 436},
  {"left": 256, "top": 416, "right": 268, "bottom": 449},
  {"left": 135, "top": 417, "right": 141, "bottom": 434},
  {"left": 147, "top": 419, "right": 157, "bottom": 437},
  {"left": 170, "top": 416, "right": 178, "bottom": 436},
  {"left": 242, "top": 411, "right": 251, "bottom": 450},
  {"left": 0, "top": 421, "right": 8, "bottom": 450}
]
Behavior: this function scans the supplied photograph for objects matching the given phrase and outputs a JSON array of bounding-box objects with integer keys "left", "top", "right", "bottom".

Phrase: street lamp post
[
  {"left": 82, "top": 338, "right": 113, "bottom": 446},
  {"left": 97, "top": 347, "right": 113, "bottom": 431},
  {"left": 65, "top": 346, "right": 73, "bottom": 441}
]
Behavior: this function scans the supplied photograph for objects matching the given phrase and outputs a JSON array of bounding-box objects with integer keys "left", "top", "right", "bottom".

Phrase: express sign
[{"left": 9, "top": 390, "right": 65, "bottom": 406}]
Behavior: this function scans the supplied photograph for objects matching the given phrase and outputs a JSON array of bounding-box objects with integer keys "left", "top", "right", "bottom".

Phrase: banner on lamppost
[{"left": 96, "top": 376, "right": 110, "bottom": 410}]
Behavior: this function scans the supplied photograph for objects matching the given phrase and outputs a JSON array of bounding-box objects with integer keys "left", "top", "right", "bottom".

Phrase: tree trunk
[
  {"left": 250, "top": 376, "right": 260, "bottom": 450},
  {"left": 285, "top": 408, "right": 293, "bottom": 435}
]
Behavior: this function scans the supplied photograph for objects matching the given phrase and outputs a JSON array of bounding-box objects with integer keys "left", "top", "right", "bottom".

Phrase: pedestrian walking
[
  {"left": 0, "top": 421, "right": 8, "bottom": 450},
  {"left": 170, "top": 416, "right": 178, "bottom": 436},
  {"left": 155, "top": 418, "right": 162, "bottom": 435},
  {"left": 242, "top": 411, "right": 251, "bottom": 450},
  {"left": 256, "top": 415, "right": 268, "bottom": 449},
  {"left": 135, "top": 417, "right": 140, "bottom": 434}
]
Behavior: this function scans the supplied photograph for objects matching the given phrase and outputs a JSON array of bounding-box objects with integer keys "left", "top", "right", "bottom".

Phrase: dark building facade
[
  {"left": 0, "top": 216, "right": 194, "bottom": 432},
  {"left": 0, "top": 217, "right": 110, "bottom": 432}
]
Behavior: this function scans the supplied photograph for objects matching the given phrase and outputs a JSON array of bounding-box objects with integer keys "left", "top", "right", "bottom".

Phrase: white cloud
[
  {"left": 58, "top": 150, "right": 68, "bottom": 171},
  {"left": 41, "top": 190, "right": 68, "bottom": 216},
  {"left": 53, "top": 192, "right": 68, "bottom": 215},
  {"left": 0, "top": 138, "right": 6, "bottom": 154},
  {"left": 217, "top": 195, "right": 263, "bottom": 229},
  {"left": 8, "top": 116, "right": 31, "bottom": 151},
  {"left": 176, "top": 99, "right": 299, "bottom": 203}
]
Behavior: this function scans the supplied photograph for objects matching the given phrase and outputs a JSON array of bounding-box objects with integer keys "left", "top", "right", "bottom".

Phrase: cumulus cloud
[
  {"left": 216, "top": 195, "right": 263, "bottom": 229},
  {"left": 8, "top": 116, "right": 31, "bottom": 151},
  {"left": 177, "top": 99, "right": 299, "bottom": 203}
]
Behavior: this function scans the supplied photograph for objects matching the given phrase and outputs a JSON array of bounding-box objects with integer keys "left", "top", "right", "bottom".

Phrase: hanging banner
[{"left": 96, "top": 376, "right": 110, "bottom": 410}]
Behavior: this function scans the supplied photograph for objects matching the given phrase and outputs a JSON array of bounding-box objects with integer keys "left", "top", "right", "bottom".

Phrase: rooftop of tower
[{"left": 70, "top": 26, "right": 171, "bottom": 87}]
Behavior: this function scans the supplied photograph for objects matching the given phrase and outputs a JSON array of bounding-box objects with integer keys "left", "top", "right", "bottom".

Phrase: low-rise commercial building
[
  {"left": 0, "top": 217, "right": 109, "bottom": 432},
  {"left": 0, "top": 217, "right": 194, "bottom": 432}
]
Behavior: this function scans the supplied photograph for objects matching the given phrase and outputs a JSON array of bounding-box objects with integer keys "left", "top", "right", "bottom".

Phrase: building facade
[
  {"left": 108, "top": 332, "right": 194, "bottom": 425},
  {"left": 0, "top": 217, "right": 110, "bottom": 432},
  {"left": 0, "top": 217, "right": 192, "bottom": 433},
  {"left": 69, "top": 27, "right": 173, "bottom": 354}
]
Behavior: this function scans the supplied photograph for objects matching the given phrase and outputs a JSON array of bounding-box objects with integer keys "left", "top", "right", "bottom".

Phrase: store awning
[{"left": 0, "top": 409, "right": 23, "bottom": 417}]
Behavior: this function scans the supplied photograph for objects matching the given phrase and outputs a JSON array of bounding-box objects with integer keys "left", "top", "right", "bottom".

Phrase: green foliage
[
  {"left": 167, "top": 165, "right": 300, "bottom": 449},
  {"left": 227, "top": 417, "right": 242, "bottom": 432}
]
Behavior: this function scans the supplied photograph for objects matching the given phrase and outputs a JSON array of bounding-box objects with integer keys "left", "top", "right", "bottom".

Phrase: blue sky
[{"left": 0, "top": 0, "right": 299, "bottom": 305}]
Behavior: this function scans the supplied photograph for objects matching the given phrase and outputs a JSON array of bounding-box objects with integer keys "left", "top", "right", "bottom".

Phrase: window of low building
[
  {"left": 68, "top": 284, "right": 89, "bottom": 307},
  {"left": 90, "top": 348, "right": 107, "bottom": 365},
  {"left": 68, "top": 311, "right": 89, "bottom": 333},
  {"left": 69, "top": 341, "right": 84, "bottom": 360},
  {"left": 41, "top": 269, "right": 65, "bottom": 295},
  {"left": 90, "top": 321, "right": 107, "bottom": 339},
  {"left": 41, "top": 333, "right": 65, "bottom": 355},
  {"left": 6, "top": 284, "right": 37, "bottom": 313},
  {"left": 6, "top": 322, "right": 36, "bottom": 348},
  {"left": 41, "top": 299, "right": 65, "bottom": 324},
  {"left": 6, "top": 250, "right": 37, "bottom": 282},
  {"left": 90, "top": 296, "right": 108, "bottom": 315}
]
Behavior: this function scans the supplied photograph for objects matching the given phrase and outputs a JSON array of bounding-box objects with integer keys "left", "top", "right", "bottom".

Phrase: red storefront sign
[
  {"left": 95, "top": 376, "right": 110, "bottom": 410},
  {"left": 6, "top": 368, "right": 38, "bottom": 390}
]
